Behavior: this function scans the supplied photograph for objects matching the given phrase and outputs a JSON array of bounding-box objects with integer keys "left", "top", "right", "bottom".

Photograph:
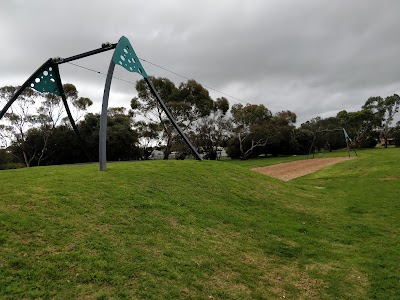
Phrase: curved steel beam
[
  {"left": 99, "top": 60, "right": 115, "bottom": 171},
  {"left": 0, "top": 59, "right": 52, "bottom": 120},
  {"left": 99, "top": 36, "right": 201, "bottom": 171}
]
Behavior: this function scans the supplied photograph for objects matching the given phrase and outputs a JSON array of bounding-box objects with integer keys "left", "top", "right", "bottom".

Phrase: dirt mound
[{"left": 252, "top": 157, "right": 355, "bottom": 181}]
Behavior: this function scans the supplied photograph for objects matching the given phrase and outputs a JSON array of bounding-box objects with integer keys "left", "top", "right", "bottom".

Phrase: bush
[
  {"left": 393, "top": 129, "right": 400, "bottom": 147},
  {"left": 0, "top": 162, "right": 25, "bottom": 170},
  {"left": 360, "top": 136, "right": 378, "bottom": 148}
]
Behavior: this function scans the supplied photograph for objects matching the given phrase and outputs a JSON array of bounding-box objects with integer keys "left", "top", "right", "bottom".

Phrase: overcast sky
[{"left": 1, "top": 0, "right": 399, "bottom": 125}]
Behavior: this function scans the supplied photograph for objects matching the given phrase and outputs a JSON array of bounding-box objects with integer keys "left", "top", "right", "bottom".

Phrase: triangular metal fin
[
  {"left": 29, "top": 64, "right": 60, "bottom": 95},
  {"left": 113, "top": 36, "right": 148, "bottom": 78}
]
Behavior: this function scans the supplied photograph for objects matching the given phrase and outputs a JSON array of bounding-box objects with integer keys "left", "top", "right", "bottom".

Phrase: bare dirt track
[{"left": 252, "top": 157, "right": 355, "bottom": 181}]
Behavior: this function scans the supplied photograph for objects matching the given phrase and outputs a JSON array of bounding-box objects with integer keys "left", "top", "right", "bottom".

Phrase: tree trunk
[
  {"left": 22, "top": 150, "right": 30, "bottom": 167},
  {"left": 37, "top": 130, "right": 52, "bottom": 166},
  {"left": 238, "top": 133, "right": 246, "bottom": 159},
  {"left": 164, "top": 138, "right": 172, "bottom": 160}
]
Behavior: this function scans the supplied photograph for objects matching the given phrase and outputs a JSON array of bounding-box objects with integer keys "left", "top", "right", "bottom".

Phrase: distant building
[
  {"left": 149, "top": 148, "right": 229, "bottom": 160},
  {"left": 380, "top": 138, "right": 395, "bottom": 146},
  {"left": 149, "top": 150, "right": 164, "bottom": 160},
  {"left": 148, "top": 150, "right": 178, "bottom": 160}
]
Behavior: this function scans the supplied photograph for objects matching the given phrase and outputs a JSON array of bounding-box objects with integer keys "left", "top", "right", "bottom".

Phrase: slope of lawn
[{"left": 0, "top": 148, "right": 399, "bottom": 299}]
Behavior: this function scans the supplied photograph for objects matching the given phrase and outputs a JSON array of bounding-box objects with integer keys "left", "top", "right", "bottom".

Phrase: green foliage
[
  {"left": 0, "top": 162, "right": 25, "bottom": 170},
  {"left": 393, "top": 121, "right": 400, "bottom": 147},
  {"left": 214, "top": 97, "right": 229, "bottom": 115},
  {"left": 134, "top": 77, "right": 182, "bottom": 159},
  {"left": 41, "top": 125, "right": 84, "bottom": 165},
  {"left": 3, "top": 80, "right": 399, "bottom": 166},
  {"left": 77, "top": 111, "right": 140, "bottom": 162},
  {"left": 228, "top": 105, "right": 298, "bottom": 159},
  {"left": 0, "top": 84, "right": 93, "bottom": 167},
  {"left": 106, "top": 109, "right": 140, "bottom": 161},
  {"left": 0, "top": 149, "right": 20, "bottom": 170},
  {"left": 0, "top": 149, "right": 12, "bottom": 164},
  {"left": 231, "top": 103, "right": 272, "bottom": 126},
  {"left": 171, "top": 79, "right": 214, "bottom": 120},
  {"left": 62, "top": 83, "right": 78, "bottom": 101},
  {"left": 73, "top": 97, "right": 93, "bottom": 111},
  {"left": 228, "top": 104, "right": 273, "bottom": 159},
  {"left": 192, "top": 98, "right": 231, "bottom": 160},
  {"left": 362, "top": 94, "right": 400, "bottom": 148},
  {"left": 133, "top": 77, "right": 224, "bottom": 159}
]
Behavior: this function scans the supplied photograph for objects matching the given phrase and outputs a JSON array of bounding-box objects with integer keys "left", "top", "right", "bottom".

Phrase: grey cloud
[{"left": 1, "top": 0, "right": 400, "bottom": 125}]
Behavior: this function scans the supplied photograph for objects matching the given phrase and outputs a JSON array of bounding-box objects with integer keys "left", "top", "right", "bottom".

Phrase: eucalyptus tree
[
  {"left": 133, "top": 77, "right": 215, "bottom": 159},
  {"left": 393, "top": 121, "right": 400, "bottom": 147},
  {"left": 229, "top": 103, "right": 274, "bottom": 159},
  {"left": 0, "top": 84, "right": 93, "bottom": 166},
  {"left": 363, "top": 94, "right": 400, "bottom": 148},
  {"left": 0, "top": 86, "right": 40, "bottom": 166},
  {"left": 132, "top": 77, "right": 177, "bottom": 159},
  {"left": 336, "top": 109, "right": 377, "bottom": 148},
  {"left": 192, "top": 97, "right": 231, "bottom": 159},
  {"left": 133, "top": 120, "right": 159, "bottom": 159},
  {"left": 62, "top": 83, "right": 93, "bottom": 122},
  {"left": 269, "top": 110, "right": 298, "bottom": 155}
]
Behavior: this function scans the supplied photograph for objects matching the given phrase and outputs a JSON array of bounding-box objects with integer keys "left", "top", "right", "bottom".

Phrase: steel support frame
[
  {"left": 99, "top": 63, "right": 202, "bottom": 171},
  {"left": 0, "top": 44, "right": 117, "bottom": 161},
  {"left": 307, "top": 128, "right": 358, "bottom": 159},
  {"left": 1, "top": 40, "right": 202, "bottom": 171},
  {"left": 145, "top": 78, "right": 202, "bottom": 160}
]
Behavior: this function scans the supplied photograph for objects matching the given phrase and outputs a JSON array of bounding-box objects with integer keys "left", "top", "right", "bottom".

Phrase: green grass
[{"left": 0, "top": 148, "right": 399, "bottom": 299}]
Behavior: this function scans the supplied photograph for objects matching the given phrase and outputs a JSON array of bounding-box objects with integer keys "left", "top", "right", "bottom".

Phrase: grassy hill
[{"left": 1, "top": 149, "right": 399, "bottom": 299}]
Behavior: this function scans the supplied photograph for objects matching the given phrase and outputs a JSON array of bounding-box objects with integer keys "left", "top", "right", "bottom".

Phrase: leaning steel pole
[
  {"left": 0, "top": 59, "right": 52, "bottom": 121},
  {"left": 144, "top": 78, "right": 202, "bottom": 161},
  {"left": 343, "top": 128, "right": 358, "bottom": 157},
  {"left": 341, "top": 127, "right": 350, "bottom": 158},
  {"left": 307, "top": 133, "right": 316, "bottom": 159},
  {"left": 53, "top": 65, "right": 93, "bottom": 161}
]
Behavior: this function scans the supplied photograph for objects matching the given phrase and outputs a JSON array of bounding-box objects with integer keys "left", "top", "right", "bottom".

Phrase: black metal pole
[
  {"left": 53, "top": 65, "right": 93, "bottom": 161},
  {"left": 343, "top": 128, "right": 358, "bottom": 157},
  {"left": 1, "top": 44, "right": 117, "bottom": 121},
  {"left": 56, "top": 44, "right": 117, "bottom": 65},
  {"left": 307, "top": 133, "right": 316, "bottom": 159},
  {"left": 352, "top": 144, "right": 358, "bottom": 157},
  {"left": 144, "top": 77, "right": 202, "bottom": 161},
  {"left": 343, "top": 128, "right": 351, "bottom": 158},
  {"left": 0, "top": 59, "right": 52, "bottom": 121},
  {"left": 1, "top": 43, "right": 118, "bottom": 164}
]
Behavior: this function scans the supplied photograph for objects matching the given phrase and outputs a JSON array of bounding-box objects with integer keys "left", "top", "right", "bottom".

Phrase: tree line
[{"left": 1, "top": 78, "right": 399, "bottom": 169}]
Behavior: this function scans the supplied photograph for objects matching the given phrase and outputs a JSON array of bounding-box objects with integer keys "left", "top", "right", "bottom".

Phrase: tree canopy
[{"left": 1, "top": 79, "right": 399, "bottom": 168}]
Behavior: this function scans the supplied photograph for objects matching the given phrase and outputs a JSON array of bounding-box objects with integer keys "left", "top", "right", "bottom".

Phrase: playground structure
[
  {"left": 307, "top": 128, "right": 358, "bottom": 159},
  {"left": 0, "top": 36, "right": 202, "bottom": 170}
]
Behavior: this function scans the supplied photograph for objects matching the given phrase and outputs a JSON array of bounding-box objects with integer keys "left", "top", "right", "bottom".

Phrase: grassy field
[{"left": 0, "top": 148, "right": 399, "bottom": 299}]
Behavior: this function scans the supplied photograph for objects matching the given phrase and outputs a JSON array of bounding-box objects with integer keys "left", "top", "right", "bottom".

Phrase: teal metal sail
[
  {"left": 29, "top": 65, "right": 60, "bottom": 95},
  {"left": 112, "top": 36, "right": 148, "bottom": 78}
]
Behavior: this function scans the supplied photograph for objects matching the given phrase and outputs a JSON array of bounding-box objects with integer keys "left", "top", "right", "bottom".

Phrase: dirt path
[{"left": 252, "top": 157, "right": 355, "bottom": 181}]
